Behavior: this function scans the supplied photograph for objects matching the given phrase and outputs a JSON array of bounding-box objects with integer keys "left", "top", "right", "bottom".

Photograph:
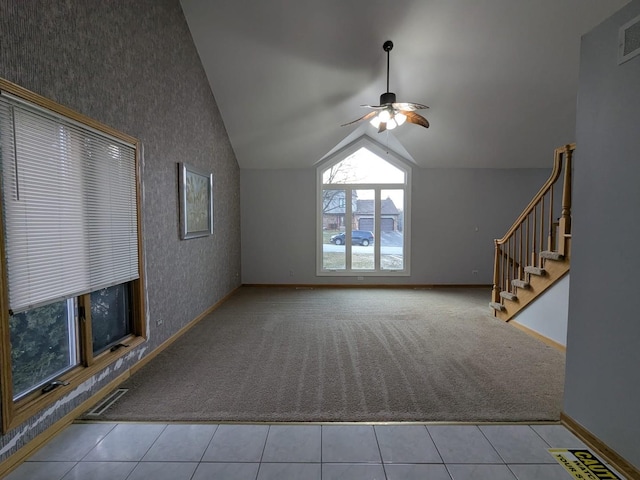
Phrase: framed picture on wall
[{"left": 179, "top": 162, "right": 213, "bottom": 239}]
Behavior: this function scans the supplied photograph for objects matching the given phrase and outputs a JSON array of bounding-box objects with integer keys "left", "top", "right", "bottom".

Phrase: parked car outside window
[{"left": 330, "top": 230, "right": 374, "bottom": 246}]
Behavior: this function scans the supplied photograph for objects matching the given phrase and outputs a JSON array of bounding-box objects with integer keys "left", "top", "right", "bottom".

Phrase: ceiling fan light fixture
[
  {"left": 378, "top": 109, "right": 392, "bottom": 123},
  {"left": 369, "top": 108, "right": 404, "bottom": 130}
]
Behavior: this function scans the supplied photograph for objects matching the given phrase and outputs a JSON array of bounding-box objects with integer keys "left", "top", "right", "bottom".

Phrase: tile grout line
[
  {"left": 140, "top": 423, "right": 169, "bottom": 462},
  {"left": 196, "top": 423, "right": 219, "bottom": 464},
  {"left": 423, "top": 424, "right": 446, "bottom": 466},
  {"left": 371, "top": 425, "right": 388, "bottom": 480},
  {"left": 477, "top": 423, "right": 510, "bottom": 465},
  {"left": 76, "top": 422, "right": 118, "bottom": 463},
  {"left": 254, "top": 424, "right": 271, "bottom": 480},
  {"left": 320, "top": 425, "right": 323, "bottom": 479},
  {"left": 529, "top": 424, "right": 554, "bottom": 448},
  {"left": 423, "top": 425, "right": 455, "bottom": 480}
]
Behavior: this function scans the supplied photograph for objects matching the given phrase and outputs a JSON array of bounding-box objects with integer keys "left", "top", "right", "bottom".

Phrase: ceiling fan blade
[
  {"left": 401, "top": 111, "right": 430, "bottom": 128},
  {"left": 360, "top": 104, "right": 386, "bottom": 110},
  {"left": 340, "top": 110, "right": 378, "bottom": 127},
  {"left": 378, "top": 122, "right": 387, "bottom": 133},
  {"left": 393, "top": 102, "right": 429, "bottom": 111}
]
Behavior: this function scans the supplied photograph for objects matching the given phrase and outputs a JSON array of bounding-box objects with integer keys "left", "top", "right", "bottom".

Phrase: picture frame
[{"left": 178, "top": 162, "right": 213, "bottom": 239}]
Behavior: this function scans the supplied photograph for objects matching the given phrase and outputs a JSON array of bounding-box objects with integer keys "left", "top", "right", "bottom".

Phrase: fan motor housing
[{"left": 380, "top": 92, "right": 396, "bottom": 105}]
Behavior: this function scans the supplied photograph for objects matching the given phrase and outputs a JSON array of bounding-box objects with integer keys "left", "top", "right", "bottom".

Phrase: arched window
[{"left": 317, "top": 138, "right": 411, "bottom": 276}]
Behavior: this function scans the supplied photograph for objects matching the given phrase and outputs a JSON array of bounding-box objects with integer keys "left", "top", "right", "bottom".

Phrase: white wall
[
  {"left": 565, "top": 0, "right": 640, "bottom": 469},
  {"left": 241, "top": 167, "right": 549, "bottom": 285},
  {"left": 514, "top": 274, "right": 569, "bottom": 347}
]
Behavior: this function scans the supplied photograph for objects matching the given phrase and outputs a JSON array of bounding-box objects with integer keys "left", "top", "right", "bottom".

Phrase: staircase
[{"left": 490, "top": 144, "right": 574, "bottom": 321}]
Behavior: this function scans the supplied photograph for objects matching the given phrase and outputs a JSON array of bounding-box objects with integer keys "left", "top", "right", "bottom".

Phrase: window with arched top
[{"left": 317, "top": 138, "right": 411, "bottom": 276}]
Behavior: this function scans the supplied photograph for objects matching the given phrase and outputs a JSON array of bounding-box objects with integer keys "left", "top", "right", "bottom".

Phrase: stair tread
[
  {"left": 524, "top": 266, "right": 545, "bottom": 276},
  {"left": 489, "top": 302, "right": 505, "bottom": 311},
  {"left": 512, "top": 279, "right": 529, "bottom": 288},
  {"left": 500, "top": 291, "right": 517, "bottom": 301},
  {"left": 540, "top": 250, "right": 564, "bottom": 260}
]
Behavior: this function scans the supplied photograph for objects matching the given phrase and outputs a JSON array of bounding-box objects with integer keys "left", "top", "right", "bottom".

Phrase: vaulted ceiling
[{"left": 180, "top": 0, "right": 629, "bottom": 169}]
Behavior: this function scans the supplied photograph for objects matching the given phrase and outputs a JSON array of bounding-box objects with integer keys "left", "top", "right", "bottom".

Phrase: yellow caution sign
[{"left": 549, "top": 449, "right": 623, "bottom": 480}]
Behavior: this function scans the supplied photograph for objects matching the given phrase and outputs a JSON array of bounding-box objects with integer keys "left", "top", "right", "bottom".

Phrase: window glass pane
[
  {"left": 322, "top": 148, "right": 405, "bottom": 184},
  {"left": 91, "top": 283, "right": 132, "bottom": 354},
  {"left": 322, "top": 189, "right": 346, "bottom": 270},
  {"left": 381, "top": 190, "right": 404, "bottom": 270},
  {"left": 9, "top": 299, "right": 78, "bottom": 399},
  {"left": 353, "top": 189, "right": 375, "bottom": 270}
]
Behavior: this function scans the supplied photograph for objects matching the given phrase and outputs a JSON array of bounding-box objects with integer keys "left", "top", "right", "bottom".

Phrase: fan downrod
[{"left": 383, "top": 40, "right": 394, "bottom": 94}]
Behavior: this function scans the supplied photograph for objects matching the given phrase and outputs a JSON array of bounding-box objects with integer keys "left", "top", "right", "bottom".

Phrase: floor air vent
[
  {"left": 85, "top": 388, "right": 128, "bottom": 416},
  {"left": 619, "top": 14, "right": 640, "bottom": 64}
]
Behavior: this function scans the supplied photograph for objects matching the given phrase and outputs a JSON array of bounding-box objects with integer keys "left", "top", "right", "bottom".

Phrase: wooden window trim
[{"left": 0, "top": 78, "right": 147, "bottom": 433}]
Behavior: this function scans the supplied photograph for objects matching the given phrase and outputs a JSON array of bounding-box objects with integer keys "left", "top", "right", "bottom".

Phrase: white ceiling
[{"left": 180, "top": 0, "right": 629, "bottom": 169}]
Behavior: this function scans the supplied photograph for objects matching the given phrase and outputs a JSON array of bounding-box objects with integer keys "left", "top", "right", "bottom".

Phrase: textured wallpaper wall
[{"left": 0, "top": 0, "right": 241, "bottom": 459}]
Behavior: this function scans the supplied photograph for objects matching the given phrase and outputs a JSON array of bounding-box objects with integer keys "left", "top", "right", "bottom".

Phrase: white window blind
[{"left": 0, "top": 96, "right": 139, "bottom": 313}]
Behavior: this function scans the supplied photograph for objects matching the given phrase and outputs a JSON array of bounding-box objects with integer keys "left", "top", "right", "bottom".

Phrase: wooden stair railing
[{"left": 491, "top": 144, "right": 575, "bottom": 320}]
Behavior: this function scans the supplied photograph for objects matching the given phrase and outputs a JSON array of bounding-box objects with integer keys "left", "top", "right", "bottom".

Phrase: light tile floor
[{"left": 5, "top": 422, "right": 626, "bottom": 480}]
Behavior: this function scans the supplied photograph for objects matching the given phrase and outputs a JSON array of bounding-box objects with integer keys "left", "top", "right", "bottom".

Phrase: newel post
[
  {"left": 558, "top": 144, "right": 573, "bottom": 255},
  {"left": 492, "top": 240, "right": 501, "bottom": 303}
]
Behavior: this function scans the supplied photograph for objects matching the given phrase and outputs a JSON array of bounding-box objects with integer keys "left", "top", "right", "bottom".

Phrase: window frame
[
  {"left": 316, "top": 136, "right": 412, "bottom": 277},
  {"left": 0, "top": 78, "right": 147, "bottom": 433},
  {"left": 9, "top": 297, "right": 80, "bottom": 402}
]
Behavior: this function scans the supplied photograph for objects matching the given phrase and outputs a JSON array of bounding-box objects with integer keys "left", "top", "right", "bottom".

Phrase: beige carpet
[{"left": 89, "top": 287, "right": 565, "bottom": 422}]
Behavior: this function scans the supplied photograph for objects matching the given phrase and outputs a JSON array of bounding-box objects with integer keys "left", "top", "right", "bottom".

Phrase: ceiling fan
[{"left": 342, "top": 40, "right": 429, "bottom": 133}]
